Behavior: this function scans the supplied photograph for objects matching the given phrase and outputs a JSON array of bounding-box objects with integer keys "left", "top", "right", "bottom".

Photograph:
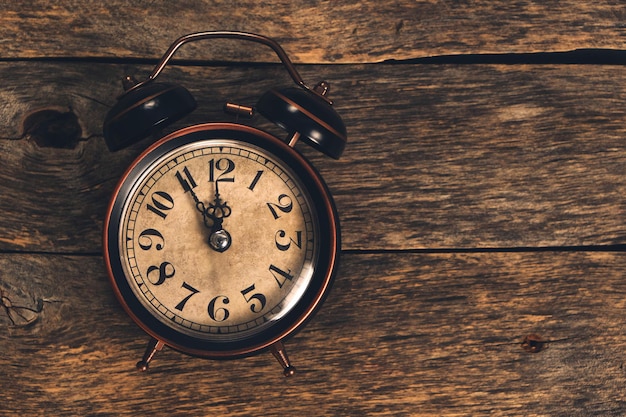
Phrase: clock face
[{"left": 105, "top": 124, "right": 338, "bottom": 357}]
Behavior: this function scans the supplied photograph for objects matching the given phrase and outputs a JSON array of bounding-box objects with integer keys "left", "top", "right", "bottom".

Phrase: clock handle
[
  {"left": 136, "top": 337, "right": 165, "bottom": 372},
  {"left": 126, "top": 31, "right": 328, "bottom": 104},
  {"left": 270, "top": 341, "right": 296, "bottom": 377}
]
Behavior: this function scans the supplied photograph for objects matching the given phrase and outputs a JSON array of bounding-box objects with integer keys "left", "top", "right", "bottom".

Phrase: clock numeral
[
  {"left": 146, "top": 191, "right": 174, "bottom": 219},
  {"left": 275, "top": 230, "right": 302, "bottom": 251},
  {"left": 208, "top": 295, "right": 230, "bottom": 322},
  {"left": 269, "top": 264, "right": 294, "bottom": 288},
  {"left": 248, "top": 170, "right": 264, "bottom": 191},
  {"left": 175, "top": 282, "right": 200, "bottom": 311},
  {"left": 175, "top": 166, "right": 197, "bottom": 192},
  {"left": 146, "top": 261, "right": 175, "bottom": 286},
  {"left": 267, "top": 194, "right": 293, "bottom": 220},
  {"left": 137, "top": 228, "right": 165, "bottom": 251},
  {"left": 209, "top": 158, "right": 235, "bottom": 183},
  {"left": 241, "top": 284, "right": 267, "bottom": 313}
]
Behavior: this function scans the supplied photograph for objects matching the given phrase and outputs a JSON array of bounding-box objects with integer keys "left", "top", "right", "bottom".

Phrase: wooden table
[{"left": 2, "top": 2, "right": 626, "bottom": 415}]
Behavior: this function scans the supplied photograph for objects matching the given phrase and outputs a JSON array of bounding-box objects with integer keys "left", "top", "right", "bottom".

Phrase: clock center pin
[{"left": 209, "top": 229, "right": 232, "bottom": 252}]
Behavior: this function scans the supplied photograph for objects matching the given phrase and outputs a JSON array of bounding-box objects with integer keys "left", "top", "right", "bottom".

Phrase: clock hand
[
  {"left": 202, "top": 181, "right": 232, "bottom": 252},
  {"left": 186, "top": 188, "right": 217, "bottom": 230},
  {"left": 182, "top": 177, "right": 232, "bottom": 252},
  {"left": 210, "top": 180, "right": 232, "bottom": 223},
  {"left": 199, "top": 200, "right": 222, "bottom": 231},
  {"left": 183, "top": 187, "right": 225, "bottom": 246},
  {"left": 187, "top": 188, "right": 222, "bottom": 234},
  {"left": 207, "top": 195, "right": 231, "bottom": 227}
]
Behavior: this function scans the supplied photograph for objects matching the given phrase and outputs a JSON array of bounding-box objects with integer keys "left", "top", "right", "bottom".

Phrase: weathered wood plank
[
  {"left": 2, "top": 3, "right": 624, "bottom": 417},
  {"left": 1, "top": 62, "right": 626, "bottom": 252},
  {"left": 2, "top": 1, "right": 626, "bottom": 62},
  {"left": 2, "top": 251, "right": 626, "bottom": 415}
]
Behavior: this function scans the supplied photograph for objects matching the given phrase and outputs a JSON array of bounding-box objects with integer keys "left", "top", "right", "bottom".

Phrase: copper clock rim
[{"left": 103, "top": 122, "right": 340, "bottom": 359}]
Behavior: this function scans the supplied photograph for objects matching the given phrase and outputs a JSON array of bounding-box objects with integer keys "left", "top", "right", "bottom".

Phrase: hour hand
[
  {"left": 192, "top": 199, "right": 221, "bottom": 232},
  {"left": 189, "top": 199, "right": 230, "bottom": 252},
  {"left": 202, "top": 204, "right": 223, "bottom": 232},
  {"left": 180, "top": 172, "right": 232, "bottom": 251},
  {"left": 207, "top": 197, "right": 231, "bottom": 225}
]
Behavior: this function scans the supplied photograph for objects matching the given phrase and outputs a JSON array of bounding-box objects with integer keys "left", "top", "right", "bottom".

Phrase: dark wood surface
[
  {"left": 2, "top": 2, "right": 626, "bottom": 416},
  {"left": 2, "top": 1, "right": 626, "bottom": 61}
]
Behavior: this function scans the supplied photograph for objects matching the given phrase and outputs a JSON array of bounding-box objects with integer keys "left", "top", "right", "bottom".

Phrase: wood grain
[
  {"left": 1, "top": 62, "right": 626, "bottom": 253},
  {"left": 3, "top": 252, "right": 626, "bottom": 416},
  {"left": 1, "top": 1, "right": 626, "bottom": 63},
  {"left": 3, "top": 2, "right": 626, "bottom": 415}
]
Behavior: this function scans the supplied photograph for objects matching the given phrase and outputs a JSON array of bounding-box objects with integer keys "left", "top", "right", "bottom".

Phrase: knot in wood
[
  {"left": 23, "top": 108, "right": 82, "bottom": 149},
  {"left": 521, "top": 334, "right": 547, "bottom": 353}
]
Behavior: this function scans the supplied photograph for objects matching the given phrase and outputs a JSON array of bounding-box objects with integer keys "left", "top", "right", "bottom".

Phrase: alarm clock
[{"left": 102, "top": 31, "right": 346, "bottom": 376}]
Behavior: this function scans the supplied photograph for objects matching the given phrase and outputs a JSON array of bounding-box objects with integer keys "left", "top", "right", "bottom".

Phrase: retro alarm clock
[{"left": 102, "top": 31, "right": 346, "bottom": 376}]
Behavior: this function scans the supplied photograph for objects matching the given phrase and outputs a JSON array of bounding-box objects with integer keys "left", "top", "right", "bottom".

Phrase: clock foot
[
  {"left": 136, "top": 338, "right": 165, "bottom": 372},
  {"left": 270, "top": 341, "right": 296, "bottom": 377}
]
